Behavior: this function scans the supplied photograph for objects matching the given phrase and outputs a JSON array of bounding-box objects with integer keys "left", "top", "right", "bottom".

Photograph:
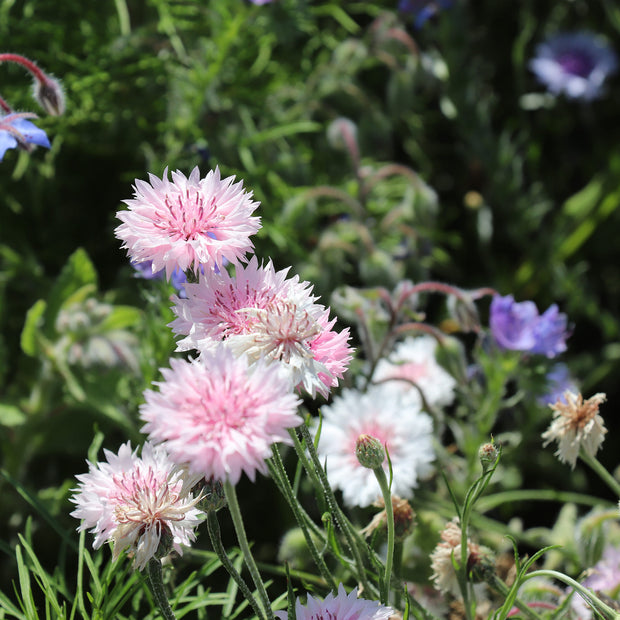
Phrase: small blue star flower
[
  {"left": 0, "top": 113, "right": 51, "bottom": 160},
  {"left": 398, "top": 0, "right": 452, "bottom": 29}
]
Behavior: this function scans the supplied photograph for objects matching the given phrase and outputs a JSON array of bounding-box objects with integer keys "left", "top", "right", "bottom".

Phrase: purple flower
[
  {"left": 0, "top": 113, "right": 50, "bottom": 160},
  {"left": 529, "top": 32, "right": 617, "bottom": 100},
  {"left": 489, "top": 294, "right": 568, "bottom": 358},
  {"left": 398, "top": 0, "right": 452, "bottom": 29}
]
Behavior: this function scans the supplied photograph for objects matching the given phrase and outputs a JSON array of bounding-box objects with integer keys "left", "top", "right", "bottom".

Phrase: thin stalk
[
  {"left": 489, "top": 575, "right": 544, "bottom": 620},
  {"left": 524, "top": 570, "right": 619, "bottom": 620},
  {"left": 295, "top": 424, "right": 376, "bottom": 597},
  {"left": 206, "top": 511, "right": 264, "bottom": 620},
  {"left": 146, "top": 558, "right": 176, "bottom": 620},
  {"left": 372, "top": 466, "right": 395, "bottom": 605},
  {"left": 224, "top": 480, "right": 274, "bottom": 620},
  {"left": 268, "top": 446, "right": 338, "bottom": 591},
  {"left": 579, "top": 449, "right": 620, "bottom": 498}
]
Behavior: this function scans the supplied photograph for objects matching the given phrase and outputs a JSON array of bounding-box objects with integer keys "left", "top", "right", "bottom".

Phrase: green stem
[
  {"left": 268, "top": 447, "right": 338, "bottom": 591},
  {"left": 579, "top": 449, "right": 620, "bottom": 498},
  {"left": 295, "top": 424, "right": 377, "bottom": 597},
  {"left": 489, "top": 575, "right": 544, "bottom": 620},
  {"left": 206, "top": 511, "right": 264, "bottom": 620},
  {"left": 372, "top": 465, "right": 395, "bottom": 605},
  {"left": 223, "top": 480, "right": 274, "bottom": 620},
  {"left": 146, "top": 558, "right": 176, "bottom": 620},
  {"left": 524, "top": 569, "right": 619, "bottom": 620}
]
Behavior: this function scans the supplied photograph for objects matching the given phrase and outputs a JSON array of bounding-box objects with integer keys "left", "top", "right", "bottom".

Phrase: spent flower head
[
  {"left": 542, "top": 391, "right": 607, "bottom": 469},
  {"left": 170, "top": 257, "right": 352, "bottom": 398},
  {"left": 529, "top": 31, "right": 618, "bottom": 100},
  {"left": 275, "top": 583, "right": 393, "bottom": 620},
  {"left": 313, "top": 384, "right": 434, "bottom": 507},
  {"left": 140, "top": 346, "right": 302, "bottom": 485},
  {"left": 115, "top": 166, "right": 261, "bottom": 280},
  {"left": 70, "top": 441, "right": 204, "bottom": 570}
]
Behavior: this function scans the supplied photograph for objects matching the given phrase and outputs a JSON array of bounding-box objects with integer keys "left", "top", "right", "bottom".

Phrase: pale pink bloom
[
  {"left": 140, "top": 346, "right": 302, "bottom": 484},
  {"left": 70, "top": 442, "right": 204, "bottom": 570},
  {"left": 115, "top": 166, "right": 261, "bottom": 279},
  {"left": 170, "top": 257, "right": 352, "bottom": 398},
  {"left": 313, "top": 384, "right": 434, "bottom": 507},
  {"left": 275, "top": 583, "right": 393, "bottom": 620},
  {"left": 373, "top": 335, "right": 456, "bottom": 408}
]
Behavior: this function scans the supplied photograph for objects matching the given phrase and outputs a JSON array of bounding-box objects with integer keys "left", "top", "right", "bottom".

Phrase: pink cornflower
[
  {"left": 115, "top": 166, "right": 261, "bottom": 280},
  {"left": 170, "top": 257, "right": 352, "bottom": 398},
  {"left": 70, "top": 442, "right": 204, "bottom": 570},
  {"left": 313, "top": 384, "right": 434, "bottom": 507},
  {"left": 140, "top": 346, "right": 302, "bottom": 484},
  {"left": 275, "top": 583, "right": 393, "bottom": 620}
]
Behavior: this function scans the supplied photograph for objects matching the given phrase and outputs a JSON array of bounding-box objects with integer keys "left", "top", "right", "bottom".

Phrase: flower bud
[
  {"left": 355, "top": 434, "right": 386, "bottom": 469},
  {"left": 33, "top": 75, "right": 65, "bottom": 115},
  {"left": 478, "top": 441, "right": 499, "bottom": 472},
  {"left": 195, "top": 478, "right": 227, "bottom": 512}
]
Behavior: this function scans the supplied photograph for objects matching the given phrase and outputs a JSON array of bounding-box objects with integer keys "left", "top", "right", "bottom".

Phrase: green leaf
[
  {"left": 98, "top": 306, "right": 142, "bottom": 331},
  {"left": 44, "top": 248, "right": 98, "bottom": 336},
  {"left": 20, "top": 299, "right": 47, "bottom": 357},
  {"left": 0, "top": 403, "right": 26, "bottom": 427}
]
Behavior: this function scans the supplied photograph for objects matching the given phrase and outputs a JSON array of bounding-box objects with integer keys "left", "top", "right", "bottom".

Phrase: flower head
[
  {"left": 489, "top": 294, "right": 569, "bottom": 358},
  {"left": 529, "top": 32, "right": 617, "bottom": 100},
  {"left": 140, "top": 346, "right": 302, "bottom": 485},
  {"left": 70, "top": 442, "right": 204, "bottom": 570},
  {"left": 170, "top": 257, "right": 352, "bottom": 398},
  {"left": 0, "top": 113, "right": 50, "bottom": 160},
  {"left": 313, "top": 384, "right": 434, "bottom": 507},
  {"left": 275, "top": 583, "right": 393, "bottom": 620},
  {"left": 372, "top": 335, "right": 457, "bottom": 408},
  {"left": 430, "top": 519, "right": 491, "bottom": 596},
  {"left": 115, "top": 167, "right": 261, "bottom": 280},
  {"left": 542, "top": 391, "right": 607, "bottom": 468}
]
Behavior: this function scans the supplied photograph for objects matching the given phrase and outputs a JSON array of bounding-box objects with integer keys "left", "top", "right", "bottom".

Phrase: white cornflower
[
  {"left": 313, "top": 384, "right": 434, "bottom": 508},
  {"left": 372, "top": 335, "right": 456, "bottom": 408}
]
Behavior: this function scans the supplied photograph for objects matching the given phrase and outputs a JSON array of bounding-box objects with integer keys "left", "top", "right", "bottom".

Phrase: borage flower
[
  {"left": 313, "top": 384, "right": 434, "bottom": 507},
  {"left": 170, "top": 257, "right": 352, "bottom": 398},
  {"left": 542, "top": 390, "right": 607, "bottom": 468},
  {"left": 529, "top": 31, "right": 617, "bottom": 100},
  {"left": 275, "top": 583, "right": 393, "bottom": 620},
  {"left": 70, "top": 441, "right": 204, "bottom": 570},
  {"left": 489, "top": 294, "right": 569, "bottom": 358},
  {"left": 140, "top": 346, "right": 302, "bottom": 485},
  {"left": 372, "top": 335, "right": 456, "bottom": 408},
  {"left": 0, "top": 113, "right": 50, "bottom": 160},
  {"left": 115, "top": 166, "right": 261, "bottom": 280}
]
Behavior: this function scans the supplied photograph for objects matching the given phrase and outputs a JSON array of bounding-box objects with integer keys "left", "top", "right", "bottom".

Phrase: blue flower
[
  {"left": 398, "top": 0, "right": 452, "bottom": 29},
  {"left": 489, "top": 294, "right": 569, "bottom": 358},
  {"left": 529, "top": 31, "right": 617, "bottom": 100},
  {"left": 0, "top": 113, "right": 51, "bottom": 160},
  {"left": 537, "top": 363, "right": 578, "bottom": 406}
]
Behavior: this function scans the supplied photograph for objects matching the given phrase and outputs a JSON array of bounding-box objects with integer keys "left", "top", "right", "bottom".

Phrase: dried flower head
[
  {"left": 430, "top": 519, "right": 492, "bottom": 596},
  {"left": 70, "top": 442, "right": 204, "bottom": 570},
  {"left": 542, "top": 391, "right": 607, "bottom": 468},
  {"left": 361, "top": 496, "right": 415, "bottom": 541}
]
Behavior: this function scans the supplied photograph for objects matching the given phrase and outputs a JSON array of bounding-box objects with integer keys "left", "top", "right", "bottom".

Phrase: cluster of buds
[{"left": 0, "top": 53, "right": 64, "bottom": 160}]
